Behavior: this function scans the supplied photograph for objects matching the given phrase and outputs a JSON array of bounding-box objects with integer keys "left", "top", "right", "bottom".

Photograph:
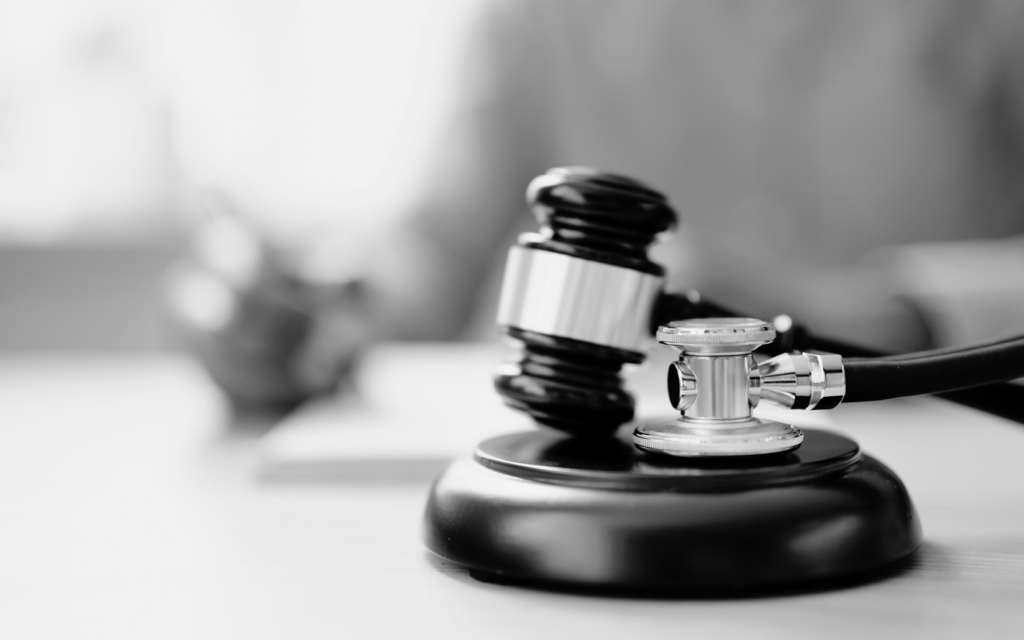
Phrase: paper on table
[{"left": 258, "top": 343, "right": 529, "bottom": 482}]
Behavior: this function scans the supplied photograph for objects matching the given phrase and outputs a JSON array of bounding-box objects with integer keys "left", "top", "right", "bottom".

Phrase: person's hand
[{"left": 165, "top": 212, "right": 370, "bottom": 412}]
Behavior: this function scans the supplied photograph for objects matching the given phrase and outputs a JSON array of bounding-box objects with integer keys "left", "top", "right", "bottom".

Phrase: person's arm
[{"left": 871, "top": 237, "right": 1024, "bottom": 347}]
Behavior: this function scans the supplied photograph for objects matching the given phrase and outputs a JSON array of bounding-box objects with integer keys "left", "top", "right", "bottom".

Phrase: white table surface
[{"left": 2, "top": 347, "right": 1023, "bottom": 639}]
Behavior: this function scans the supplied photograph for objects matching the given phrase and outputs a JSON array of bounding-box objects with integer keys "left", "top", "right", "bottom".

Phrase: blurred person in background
[{"left": 170, "top": 0, "right": 1024, "bottom": 409}]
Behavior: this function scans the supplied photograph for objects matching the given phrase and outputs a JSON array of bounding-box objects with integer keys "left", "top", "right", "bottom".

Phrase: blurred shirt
[{"left": 380, "top": 0, "right": 1024, "bottom": 351}]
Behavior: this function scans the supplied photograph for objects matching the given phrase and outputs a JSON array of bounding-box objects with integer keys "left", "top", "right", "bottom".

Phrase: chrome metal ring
[{"left": 496, "top": 246, "right": 663, "bottom": 352}]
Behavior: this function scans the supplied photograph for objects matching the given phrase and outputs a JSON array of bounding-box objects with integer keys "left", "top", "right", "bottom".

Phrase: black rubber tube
[
  {"left": 804, "top": 331, "right": 1024, "bottom": 421},
  {"left": 844, "top": 336, "right": 1024, "bottom": 402}
]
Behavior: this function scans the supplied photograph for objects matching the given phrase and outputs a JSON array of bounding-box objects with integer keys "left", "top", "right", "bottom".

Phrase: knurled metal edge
[{"left": 656, "top": 325, "right": 776, "bottom": 346}]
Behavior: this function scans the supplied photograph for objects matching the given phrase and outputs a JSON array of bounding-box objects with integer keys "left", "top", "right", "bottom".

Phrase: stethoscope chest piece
[{"left": 634, "top": 318, "right": 803, "bottom": 456}]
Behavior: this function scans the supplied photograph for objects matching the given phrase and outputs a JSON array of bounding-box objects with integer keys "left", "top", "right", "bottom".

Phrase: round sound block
[{"left": 422, "top": 428, "right": 921, "bottom": 593}]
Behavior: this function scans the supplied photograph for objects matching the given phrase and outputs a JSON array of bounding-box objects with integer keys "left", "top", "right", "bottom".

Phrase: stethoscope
[{"left": 494, "top": 166, "right": 1024, "bottom": 457}]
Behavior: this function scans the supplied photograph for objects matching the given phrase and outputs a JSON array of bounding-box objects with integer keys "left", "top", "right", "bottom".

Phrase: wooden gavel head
[{"left": 493, "top": 167, "right": 677, "bottom": 436}]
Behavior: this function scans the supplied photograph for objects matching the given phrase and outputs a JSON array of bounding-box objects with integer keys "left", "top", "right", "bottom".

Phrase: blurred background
[
  {"left": 0, "top": 0, "right": 477, "bottom": 352},
  {"left": 4, "top": 4, "right": 1024, "bottom": 632}
]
